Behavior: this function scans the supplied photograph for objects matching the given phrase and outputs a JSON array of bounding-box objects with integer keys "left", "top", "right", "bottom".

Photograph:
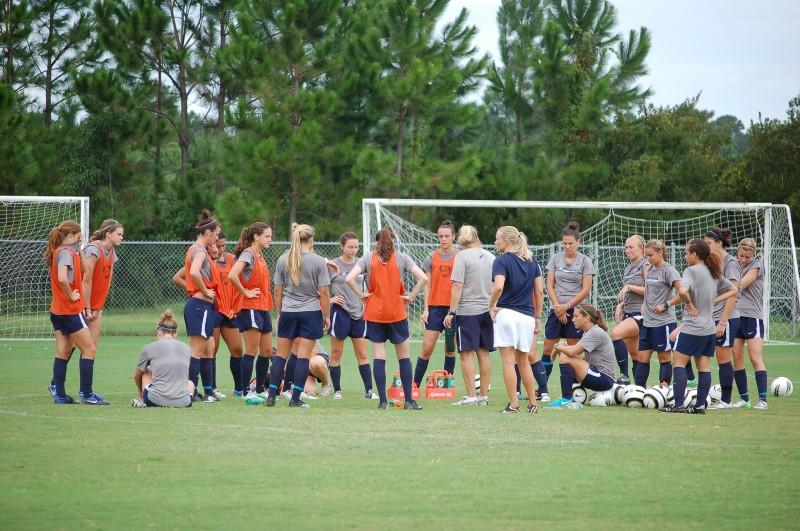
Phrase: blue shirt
[{"left": 492, "top": 253, "right": 541, "bottom": 315}]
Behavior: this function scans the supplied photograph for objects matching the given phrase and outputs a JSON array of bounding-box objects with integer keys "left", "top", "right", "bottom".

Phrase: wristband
[
  {"left": 447, "top": 310, "right": 456, "bottom": 316},
  {"left": 568, "top": 301, "right": 574, "bottom": 310},
  {"left": 664, "top": 301, "right": 670, "bottom": 309}
]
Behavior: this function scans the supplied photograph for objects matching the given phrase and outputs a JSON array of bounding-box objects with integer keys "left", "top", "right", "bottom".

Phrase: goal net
[
  {"left": 363, "top": 199, "right": 800, "bottom": 343},
  {"left": 1, "top": 196, "right": 90, "bottom": 339}
]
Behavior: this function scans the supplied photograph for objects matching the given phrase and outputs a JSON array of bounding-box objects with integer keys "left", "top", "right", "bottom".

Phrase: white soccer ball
[
  {"left": 684, "top": 388, "right": 698, "bottom": 407},
  {"left": 709, "top": 384, "right": 722, "bottom": 402},
  {"left": 665, "top": 385, "right": 675, "bottom": 406},
  {"left": 771, "top": 377, "right": 793, "bottom": 397},
  {"left": 474, "top": 375, "right": 491, "bottom": 392},
  {"left": 588, "top": 391, "right": 614, "bottom": 407},
  {"left": 612, "top": 384, "right": 626, "bottom": 405},
  {"left": 623, "top": 385, "right": 647, "bottom": 408},
  {"left": 572, "top": 383, "right": 588, "bottom": 404},
  {"left": 643, "top": 387, "right": 666, "bottom": 409}
]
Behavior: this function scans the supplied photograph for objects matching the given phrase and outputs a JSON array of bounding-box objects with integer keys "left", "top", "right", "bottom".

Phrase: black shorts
[
  {"left": 50, "top": 313, "right": 88, "bottom": 336},
  {"left": 425, "top": 305, "right": 449, "bottom": 332},
  {"left": 580, "top": 366, "right": 615, "bottom": 391},
  {"left": 624, "top": 312, "right": 644, "bottom": 330},
  {"left": 455, "top": 313, "right": 495, "bottom": 352}
]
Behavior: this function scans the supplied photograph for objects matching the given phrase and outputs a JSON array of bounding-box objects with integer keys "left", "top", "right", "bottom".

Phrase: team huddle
[{"left": 44, "top": 211, "right": 769, "bottom": 414}]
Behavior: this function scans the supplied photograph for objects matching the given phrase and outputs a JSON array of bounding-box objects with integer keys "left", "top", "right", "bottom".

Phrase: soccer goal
[
  {"left": 1, "top": 196, "right": 90, "bottom": 339},
  {"left": 362, "top": 199, "right": 800, "bottom": 343}
]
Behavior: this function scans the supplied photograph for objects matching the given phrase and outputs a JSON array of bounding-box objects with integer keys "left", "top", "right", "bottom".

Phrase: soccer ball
[
  {"left": 771, "top": 377, "right": 793, "bottom": 397},
  {"left": 474, "top": 375, "right": 491, "bottom": 393},
  {"left": 612, "top": 384, "right": 625, "bottom": 405},
  {"left": 588, "top": 391, "right": 614, "bottom": 407},
  {"left": 665, "top": 386, "right": 675, "bottom": 406},
  {"left": 709, "top": 384, "right": 722, "bottom": 402},
  {"left": 643, "top": 387, "right": 667, "bottom": 409},
  {"left": 623, "top": 385, "right": 647, "bottom": 408},
  {"left": 684, "top": 388, "right": 710, "bottom": 408},
  {"left": 572, "top": 383, "right": 588, "bottom": 404}
]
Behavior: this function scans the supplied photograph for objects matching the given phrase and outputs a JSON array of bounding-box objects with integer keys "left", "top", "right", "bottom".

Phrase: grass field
[{"left": 1, "top": 337, "right": 799, "bottom": 530}]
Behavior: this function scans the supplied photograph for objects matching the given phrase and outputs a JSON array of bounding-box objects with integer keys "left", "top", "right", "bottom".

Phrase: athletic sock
[
  {"left": 719, "top": 361, "right": 734, "bottom": 403},
  {"left": 200, "top": 358, "right": 213, "bottom": 397},
  {"left": 734, "top": 369, "right": 749, "bottom": 401},
  {"left": 531, "top": 361, "right": 548, "bottom": 394},
  {"left": 373, "top": 359, "right": 387, "bottom": 402},
  {"left": 330, "top": 365, "right": 342, "bottom": 392},
  {"left": 612, "top": 339, "right": 629, "bottom": 377},
  {"left": 685, "top": 360, "right": 696, "bottom": 381},
  {"left": 189, "top": 357, "right": 201, "bottom": 388},
  {"left": 255, "top": 356, "right": 270, "bottom": 393},
  {"left": 443, "top": 355, "right": 456, "bottom": 375},
  {"left": 542, "top": 354, "right": 553, "bottom": 379},
  {"left": 413, "top": 357, "right": 429, "bottom": 387},
  {"left": 79, "top": 358, "right": 94, "bottom": 397},
  {"left": 53, "top": 357, "right": 68, "bottom": 397},
  {"left": 634, "top": 360, "right": 650, "bottom": 387},
  {"left": 358, "top": 363, "right": 373, "bottom": 392},
  {"left": 697, "top": 371, "right": 712, "bottom": 409},
  {"left": 211, "top": 357, "right": 217, "bottom": 388},
  {"left": 240, "top": 354, "right": 255, "bottom": 393},
  {"left": 230, "top": 356, "right": 242, "bottom": 392},
  {"left": 631, "top": 360, "right": 640, "bottom": 380},
  {"left": 283, "top": 354, "right": 297, "bottom": 393},
  {"left": 659, "top": 361, "right": 672, "bottom": 384},
  {"left": 755, "top": 370, "right": 768, "bottom": 400},
  {"left": 267, "top": 356, "right": 287, "bottom": 399},
  {"left": 673, "top": 367, "right": 687, "bottom": 407},
  {"left": 515, "top": 364, "right": 522, "bottom": 394},
  {"left": 559, "top": 363, "right": 575, "bottom": 399},
  {"left": 399, "top": 358, "right": 414, "bottom": 401},
  {"left": 290, "top": 358, "right": 310, "bottom": 402}
]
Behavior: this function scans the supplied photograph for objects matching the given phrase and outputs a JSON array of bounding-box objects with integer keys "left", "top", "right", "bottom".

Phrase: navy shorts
[
  {"left": 143, "top": 387, "right": 191, "bottom": 408},
  {"left": 238, "top": 309, "right": 272, "bottom": 334},
  {"left": 278, "top": 310, "right": 323, "bottom": 340},
  {"left": 545, "top": 308, "right": 582, "bottom": 340},
  {"left": 638, "top": 323, "right": 677, "bottom": 352},
  {"left": 212, "top": 311, "right": 239, "bottom": 330},
  {"left": 184, "top": 298, "right": 215, "bottom": 338},
  {"left": 455, "top": 313, "right": 495, "bottom": 352},
  {"left": 50, "top": 313, "right": 88, "bottom": 336},
  {"left": 330, "top": 305, "right": 367, "bottom": 339},
  {"left": 425, "top": 305, "right": 449, "bottom": 332},
  {"left": 317, "top": 352, "right": 330, "bottom": 367},
  {"left": 366, "top": 320, "right": 409, "bottom": 344},
  {"left": 624, "top": 312, "right": 644, "bottom": 330},
  {"left": 580, "top": 366, "right": 615, "bottom": 392},
  {"left": 715, "top": 318, "right": 740, "bottom": 348},
  {"left": 736, "top": 317, "right": 764, "bottom": 340},
  {"left": 674, "top": 332, "right": 716, "bottom": 357}
]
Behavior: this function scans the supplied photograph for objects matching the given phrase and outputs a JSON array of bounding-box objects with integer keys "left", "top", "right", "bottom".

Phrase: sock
[
  {"left": 290, "top": 358, "right": 310, "bottom": 402},
  {"left": 673, "top": 366, "right": 687, "bottom": 407},
  {"left": 659, "top": 361, "right": 672, "bottom": 384},
  {"left": 358, "top": 363, "right": 373, "bottom": 393},
  {"left": 230, "top": 356, "right": 242, "bottom": 392},
  {"left": 685, "top": 360, "right": 696, "bottom": 381},
  {"left": 631, "top": 360, "right": 640, "bottom": 380},
  {"left": 531, "top": 361, "right": 548, "bottom": 394},
  {"left": 283, "top": 354, "right": 297, "bottom": 393},
  {"left": 719, "top": 361, "right": 734, "bottom": 403},
  {"left": 399, "top": 358, "right": 413, "bottom": 402},
  {"left": 755, "top": 370, "right": 768, "bottom": 400},
  {"left": 330, "top": 365, "right": 342, "bottom": 392},
  {"left": 52, "top": 357, "right": 68, "bottom": 397},
  {"left": 697, "top": 371, "right": 712, "bottom": 409},
  {"left": 373, "top": 359, "right": 387, "bottom": 402},
  {"left": 559, "top": 364, "right": 575, "bottom": 399},
  {"left": 211, "top": 357, "right": 217, "bottom": 388},
  {"left": 443, "top": 355, "right": 456, "bottom": 375},
  {"left": 634, "top": 360, "right": 650, "bottom": 387},
  {"left": 267, "top": 356, "right": 287, "bottom": 399},
  {"left": 200, "top": 358, "right": 213, "bottom": 397},
  {"left": 734, "top": 369, "right": 749, "bottom": 401},
  {"left": 612, "top": 339, "right": 629, "bottom": 376},
  {"left": 240, "top": 354, "right": 255, "bottom": 393},
  {"left": 542, "top": 354, "right": 553, "bottom": 379},
  {"left": 189, "top": 357, "right": 201, "bottom": 388},
  {"left": 79, "top": 358, "right": 94, "bottom": 397},
  {"left": 413, "top": 357, "right": 430, "bottom": 387},
  {"left": 255, "top": 356, "right": 270, "bottom": 393},
  {"left": 515, "top": 364, "right": 522, "bottom": 394}
]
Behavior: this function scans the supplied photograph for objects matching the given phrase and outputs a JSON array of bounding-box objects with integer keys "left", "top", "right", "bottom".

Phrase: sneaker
[
  {"left": 202, "top": 394, "right": 219, "bottom": 403},
  {"left": 255, "top": 391, "right": 269, "bottom": 400},
  {"left": 48, "top": 383, "right": 57, "bottom": 397},
  {"left": 733, "top": 399, "right": 752, "bottom": 409},
  {"left": 264, "top": 396, "right": 276, "bottom": 407},
  {"left": 365, "top": 390, "right": 379, "bottom": 400},
  {"left": 245, "top": 395, "right": 265, "bottom": 405},
  {"left": 658, "top": 405, "right": 687, "bottom": 413},
  {"left": 566, "top": 401, "right": 584, "bottom": 409},
  {"left": 213, "top": 388, "right": 226, "bottom": 399},
  {"left": 526, "top": 403, "right": 538, "bottom": 414},
  {"left": 707, "top": 400, "right": 732, "bottom": 410},
  {"left": 130, "top": 398, "right": 147, "bottom": 408},
  {"left": 300, "top": 392, "right": 319, "bottom": 401},
  {"left": 81, "top": 393, "right": 110, "bottom": 405},
  {"left": 378, "top": 401, "right": 388, "bottom": 410},
  {"left": 320, "top": 385, "right": 333, "bottom": 397},
  {"left": 686, "top": 405, "right": 706, "bottom": 415},
  {"left": 545, "top": 397, "right": 574, "bottom": 408},
  {"left": 280, "top": 390, "right": 292, "bottom": 400},
  {"left": 288, "top": 399, "right": 310, "bottom": 409},
  {"left": 616, "top": 375, "right": 631, "bottom": 386},
  {"left": 686, "top": 379, "right": 698, "bottom": 389},
  {"left": 404, "top": 400, "right": 423, "bottom": 410},
  {"left": 500, "top": 403, "right": 520, "bottom": 413},
  {"left": 53, "top": 394, "right": 75, "bottom": 404},
  {"left": 535, "top": 391, "right": 551, "bottom": 403},
  {"left": 476, "top": 395, "right": 489, "bottom": 406},
  {"left": 753, "top": 399, "right": 768, "bottom": 410},
  {"left": 333, "top": 391, "right": 343, "bottom": 400},
  {"left": 452, "top": 396, "right": 478, "bottom": 406},
  {"left": 232, "top": 390, "right": 245, "bottom": 398},
  {"left": 78, "top": 391, "right": 106, "bottom": 401}
]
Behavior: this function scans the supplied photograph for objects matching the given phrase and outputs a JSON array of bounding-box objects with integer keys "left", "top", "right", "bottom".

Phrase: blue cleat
[
  {"left": 81, "top": 393, "right": 110, "bottom": 405},
  {"left": 48, "top": 383, "right": 57, "bottom": 397},
  {"left": 54, "top": 394, "right": 75, "bottom": 404},
  {"left": 545, "top": 397, "right": 575, "bottom": 408},
  {"left": 78, "top": 391, "right": 106, "bottom": 401},
  {"left": 232, "top": 390, "right": 244, "bottom": 398}
]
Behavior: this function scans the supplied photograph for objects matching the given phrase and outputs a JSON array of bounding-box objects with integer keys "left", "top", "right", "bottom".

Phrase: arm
[
  {"left": 345, "top": 263, "right": 370, "bottom": 300},
  {"left": 57, "top": 264, "right": 80, "bottom": 302},
  {"left": 400, "top": 265, "right": 428, "bottom": 303},
  {"left": 420, "top": 272, "right": 433, "bottom": 324},
  {"left": 443, "top": 282, "right": 464, "bottom": 328},
  {"left": 274, "top": 285, "right": 283, "bottom": 320},
  {"left": 553, "top": 342, "right": 586, "bottom": 358},
  {"left": 227, "top": 260, "right": 260, "bottom": 299},
  {"left": 488, "top": 275, "right": 505, "bottom": 321},
  {"left": 715, "top": 288, "right": 738, "bottom": 337},
  {"left": 172, "top": 267, "right": 187, "bottom": 291},
  {"left": 676, "top": 284, "right": 699, "bottom": 317},
  {"left": 134, "top": 368, "right": 144, "bottom": 399},
  {"left": 533, "top": 276, "right": 544, "bottom": 334},
  {"left": 189, "top": 253, "right": 214, "bottom": 299},
  {"left": 546, "top": 271, "right": 560, "bottom": 312},
  {"left": 655, "top": 280, "right": 682, "bottom": 315},
  {"left": 572, "top": 275, "right": 593, "bottom": 306},
  {"left": 81, "top": 253, "right": 98, "bottom": 318},
  {"left": 740, "top": 268, "right": 759, "bottom": 290},
  {"left": 319, "top": 286, "right": 331, "bottom": 331}
]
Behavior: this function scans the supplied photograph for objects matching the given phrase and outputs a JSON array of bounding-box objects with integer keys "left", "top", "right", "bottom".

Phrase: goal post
[
  {"left": 363, "top": 198, "right": 800, "bottom": 343},
  {"left": 1, "top": 196, "right": 90, "bottom": 339}
]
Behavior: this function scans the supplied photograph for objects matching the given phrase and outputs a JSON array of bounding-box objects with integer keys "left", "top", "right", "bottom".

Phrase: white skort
[{"left": 493, "top": 308, "right": 535, "bottom": 352}]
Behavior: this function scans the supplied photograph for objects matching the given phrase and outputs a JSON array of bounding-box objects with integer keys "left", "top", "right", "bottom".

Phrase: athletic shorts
[
  {"left": 737, "top": 317, "right": 764, "bottom": 340},
  {"left": 50, "top": 313, "right": 88, "bottom": 336},
  {"left": 212, "top": 310, "right": 239, "bottom": 330},
  {"left": 425, "top": 305, "right": 449, "bottom": 332},
  {"left": 366, "top": 320, "right": 409, "bottom": 344},
  {"left": 278, "top": 310, "right": 323, "bottom": 340},
  {"left": 715, "top": 318, "right": 740, "bottom": 348},
  {"left": 638, "top": 323, "right": 677, "bottom": 352},
  {"left": 624, "top": 312, "right": 644, "bottom": 330},
  {"left": 674, "top": 332, "right": 716, "bottom": 357},
  {"left": 184, "top": 298, "right": 214, "bottom": 339},
  {"left": 237, "top": 309, "right": 272, "bottom": 334},
  {"left": 330, "top": 305, "right": 366, "bottom": 339},
  {"left": 545, "top": 308, "right": 582, "bottom": 340},
  {"left": 143, "top": 386, "right": 191, "bottom": 408},
  {"left": 494, "top": 308, "right": 535, "bottom": 352},
  {"left": 455, "top": 313, "right": 495, "bottom": 352},
  {"left": 580, "top": 366, "right": 615, "bottom": 392}
]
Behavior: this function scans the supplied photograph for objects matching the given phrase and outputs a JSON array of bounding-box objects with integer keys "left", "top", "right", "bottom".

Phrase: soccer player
[
  {"left": 328, "top": 232, "right": 376, "bottom": 400},
  {"left": 414, "top": 220, "right": 458, "bottom": 387},
  {"left": 228, "top": 222, "right": 274, "bottom": 403},
  {"left": 704, "top": 227, "right": 741, "bottom": 409},
  {"left": 611, "top": 235, "right": 646, "bottom": 385},
  {"left": 265, "top": 224, "right": 331, "bottom": 409},
  {"left": 732, "top": 238, "right": 769, "bottom": 409},
  {"left": 542, "top": 222, "right": 595, "bottom": 398},
  {"left": 659, "top": 239, "right": 737, "bottom": 414},
  {"left": 81, "top": 219, "right": 123, "bottom": 346},
  {"left": 442, "top": 225, "right": 494, "bottom": 406},
  {"left": 346, "top": 228, "right": 428, "bottom": 410},
  {"left": 131, "top": 309, "right": 194, "bottom": 408},
  {"left": 489, "top": 226, "right": 541, "bottom": 414},
  {"left": 209, "top": 232, "right": 243, "bottom": 397},
  {"left": 635, "top": 239, "right": 681, "bottom": 387},
  {"left": 46, "top": 220, "right": 107, "bottom": 405},
  {"left": 549, "top": 303, "right": 616, "bottom": 408}
]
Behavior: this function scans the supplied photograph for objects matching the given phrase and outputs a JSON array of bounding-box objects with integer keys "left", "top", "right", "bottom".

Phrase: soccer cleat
[
  {"left": 245, "top": 395, "right": 265, "bottom": 405},
  {"left": 733, "top": 399, "right": 752, "bottom": 409},
  {"left": 53, "top": 394, "right": 75, "bottom": 404},
  {"left": 78, "top": 391, "right": 106, "bottom": 401},
  {"left": 535, "top": 391, "right": 551, "bottom": 403},
  {"left": 545, "top": 397, "right": 574, "bottom": 408},
  {"left": 565, "top": 401, "right": 584, "bottom": 409},
  {"left": 333, "top": 391, "right": 343, "bottom": 400},
  {"left": 365, "top": 390, "right": 379, "bottom": 400},
  {"left": 280, "top": 390, "right": 292, "bottom": 400},
  {"left": 753, "top": 399, "right": 768, "bottom": 410},
  {"left": 686, "top": 405, "right": 706, "bottom": 415},
  {"left": 212, "top": 388, "right": 226, "bottom": 399},
  {"left": 264, "top": 396, "right": 276, "bottom": 407},
  {"left": 232, "top": 390, "right": 245, "bottom": 398},
  {"left": 526, "top": 403, "right": 538, "bottom": 414},
  {"left": 81, "top": 393, "right": 110, "bottom": 405},
  {"left": 202, "top": 394, "right": 219, "bottom": 403},
  {"left": 404, "top": 400, "right": 423, "bottom": 410},
  {"left": 378, "top": 401, "right": 388, "bottom": 410},
  {"left": 288, "top": 399, "right": 310, "bottom": 409},
  {"left": 452, "top": 396, "right": 478, "bottom": 406},
  {"left": 320, "top": 385, "right": 333, "bottom": 397},
  {"left": 658, "top": 405, "right": 686, "bottom": 413},
  {"left": 686, "top": 379, "right": 698, "bottom": 389},
  {"left": 300, "top": 392, "right": 319, "bottom": 401},
  {"left": 707, "top": 400, "right": 732, "bottom": 410},
  {"left": 500, "top": 403, "right": 520, "bottom": 413},
  {"left": 48, "top": 383, "right": 57, "bottom": 397},
  {"left": 616, "top": 375, "right": 631, "bottom": 386},
  {"left": 476, "top": 395, "right": 489, "bottom": 406},
  {"left": 130, "top": 398, "right": 147, "bottom": 408},
  {"left": 255, "top": 391, "right": 269, "bottom": 400}
]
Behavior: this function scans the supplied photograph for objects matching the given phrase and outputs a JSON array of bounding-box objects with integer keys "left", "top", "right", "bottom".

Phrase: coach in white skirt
[{"left": 488, "top": 226, "right": 543, "bottom": 414}]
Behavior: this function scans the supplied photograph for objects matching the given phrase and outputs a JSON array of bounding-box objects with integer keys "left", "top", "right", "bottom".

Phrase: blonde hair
[
  {"left": 44, "top": 220, "right": 81, "bottom": 264},
  {"left": 497, "top": 225, "right": 532, "bottom": 261},
  {"left": 157, "top": 309, "right": 178, "bottom": 334},
  {"left": 457, "top": 225, "right": 480, "bottom": 247},
  {"left": 288, "top": 224, "right": 314, "bottom": 285},
  {"left": 628, "top": 234, "right": 645, "bottom": 250},
  {"left": 738, "top": 238, "right": 757, "bottom": 253},
  {"left": 645, "top": 239, "right": 667, "bottom": 259}
]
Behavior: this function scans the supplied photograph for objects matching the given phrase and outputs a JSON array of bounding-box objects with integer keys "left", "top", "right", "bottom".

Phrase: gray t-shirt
[
  {"left": 681, "top": 264, "right": 731, "bottom": 335},
  {"left": 622, "top": 259, "right": 646, "bottom": 314},
  {"left": 237, "top": 249, "right": 256, "bottom": 283},
  {"left": 190, "top": 246, "right": 212, "bottom": 282},
  {"left": 356, "top": 252, "right": 417, "bottom": 287},
  {"left": 422, "top": 249, "right": 457, "bottom": 273},
  {"left": 449, "top": 247, "right": 495, "bottom": 316},
  {"left": 643, "top": 263, "right": 681, "bottom": 327},
  {"left": 712, "top": 254, "right": 741, "bottom": 320},
  {"left": 137, "top": 338, "right": 191, "bottom": 407},
  {"left": 274, "top": 252, "right": 331, "bottom": 312},
  {"left": 83, "top": 242, "right": 119, "bottom": 264},
  {"left": 736, "top": 259, "right": 763, "bottom": 318},
  {"left": 329, "top": 257, "right": 364, "bottom": 320},
  {"left": 578, "top": 325, "right": 616, "bottom": 380},
  {"left": 56, "top": 244, "right": 80, "bottom": 284},
  {"left": 546, "top": 252, "right": 595, "bottom": 302}
]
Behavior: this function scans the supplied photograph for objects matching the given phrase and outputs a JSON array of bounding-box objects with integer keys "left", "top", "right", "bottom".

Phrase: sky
[{"left": 443, "top": 0, "right": 800, "bottom": 126}]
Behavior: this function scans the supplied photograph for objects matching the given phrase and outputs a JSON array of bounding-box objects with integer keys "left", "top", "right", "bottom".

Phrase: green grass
[{"left": 1, "top": 338, "right": 799, "bottom": 530}]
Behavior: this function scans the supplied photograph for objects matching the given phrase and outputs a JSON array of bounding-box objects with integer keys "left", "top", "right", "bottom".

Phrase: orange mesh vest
[
  {"left": 184, "top": 244, "right": 214, "bottom": 297},
  {"left": 50, "top": 247, "right": 83, "bottom": 315},
  {"left": 238, "top": 249, "right": 274, "bottom": 311},
  {"left": 428, "top": 250, "right": 456, "bottom": 307},
  {"left": 363, "top": 252, "right": 406, "bottom": 323},
  {"left": 215, "top": 253, "right": 242, "bottom": 315},
  {"left": 87, "top": 241, "right": 115, "bottom": 310}
]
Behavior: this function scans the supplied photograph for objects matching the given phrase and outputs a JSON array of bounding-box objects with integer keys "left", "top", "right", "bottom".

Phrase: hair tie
[
  {"left": 197, "top": 218, "right": 217, "bottom": 230},
  {"left": 157, "top": 325, "right": 177, "bottom": 333},
  {"left": 706, "top": 229, "right": 722, "bottom": 241}
]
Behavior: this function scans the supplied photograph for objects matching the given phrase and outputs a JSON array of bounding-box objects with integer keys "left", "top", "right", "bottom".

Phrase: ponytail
[
  {"left": 375, "top": 228, "right": 395, "bottom": 262},
  {"left": 687, "top": 238, "right": 722, "bottom": 279},
  {"left": 496, "top": 225, "right": 531, "bottom": 261},
  {"left": 517, "top": 232, "right": 533, "bottom": 261},
  {"left": 234, "top": 222, "right": 271, "bottom": 258},
  {"left": 576, "top": 303, "right": 607, "bottom": 331},
  {"left": 90, "top": 219, "right": 123, "bottom": 242},
  {"left": 288, "top": 224, "right": 314, "bottom": 285},
  {"left": 44, "top": 220, "right": 81, "bottom": 264},
  {"left": 563, "top": 221, "right": 581, "bottom": 240}
]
